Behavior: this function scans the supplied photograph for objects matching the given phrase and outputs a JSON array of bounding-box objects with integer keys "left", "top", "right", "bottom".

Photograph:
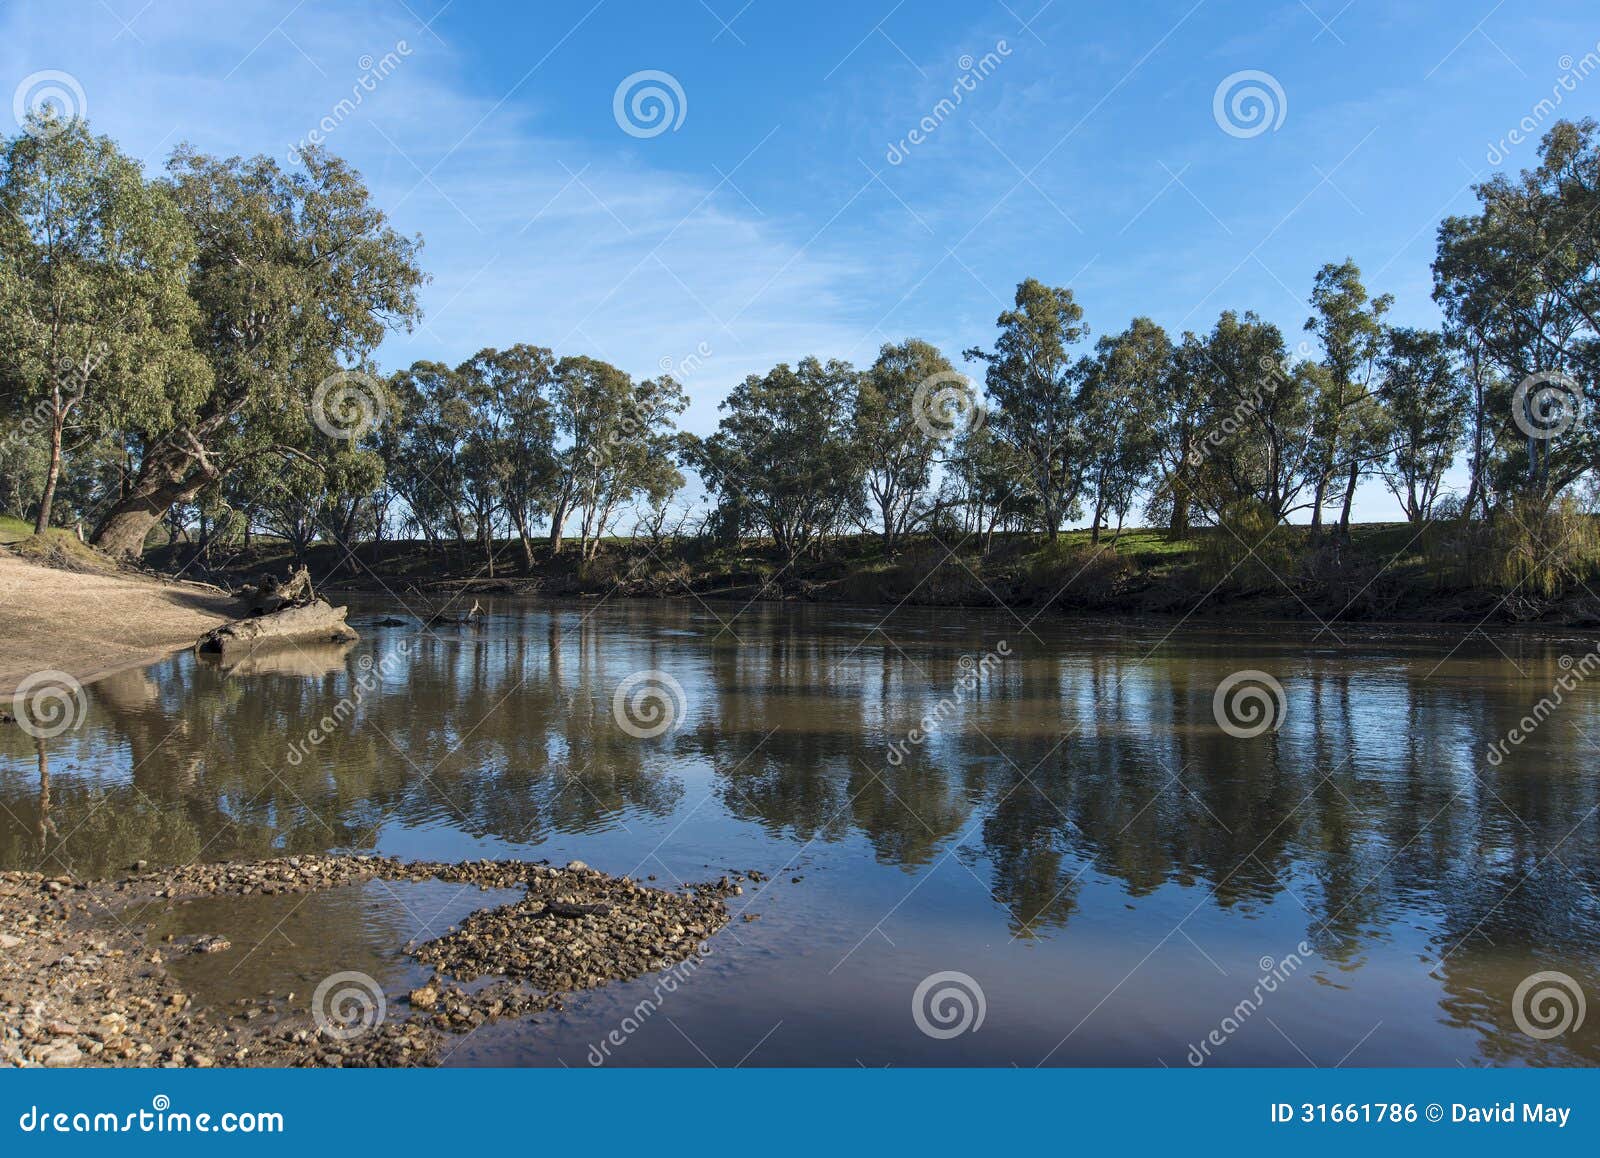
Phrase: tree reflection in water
[{"left": 1, "top": 601, "right": 1595, "bottom": 1064}]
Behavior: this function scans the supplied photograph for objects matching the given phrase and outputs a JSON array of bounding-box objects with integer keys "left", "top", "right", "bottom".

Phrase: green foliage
[
  {"left": 90, "top": 142, "right": 425, "bottom": 555},
  {"left": 2, "top": 113, "right": 1599, "bottom": 610},
  {"left": 0, "top": 114, "right": 207, "bottom": 532},
  {"left": 1376, "top": 327, "right": 1468, "bottom": 521},
  {"left": 693, "top": 356, "right": 863, "bottom": 560},
  {"left": 855, "top": 338, "right": 956, "bottom": 547},
  {"left": 1434, "top": 118, "right": 1600, "bottom": 506},
  {"left": 1304, "top": 258, "right": 1393, "bottom": 531},
  {"left": 965, "top": 278, "right": 1089, "bottom": 537},
  {"left": 1194, "top": 500, "right": 1301, "bottom": 593}
]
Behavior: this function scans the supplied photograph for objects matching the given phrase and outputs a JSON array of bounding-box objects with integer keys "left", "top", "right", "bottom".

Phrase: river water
[{"left": 3, "top": 599, "right": 1597, "bottom": 1066}]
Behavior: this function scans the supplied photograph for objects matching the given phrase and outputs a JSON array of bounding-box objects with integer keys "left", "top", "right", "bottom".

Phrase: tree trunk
[
  {"left": 1169, "top": 474, "right": 1189, "bottom": 539},
  {"left": 548, "top": 497, "right": 570, "bottom": 554},
  {"left": 511, "top": 506, "right": 536, "bottom": 570},
  {"left": 92, "top": 444, "right": 217, "bottom": 558},
  {"left": 33, "top": 416, "right": 64, "bottom": 535},
  {"left": 1338, "top": 460, "right": 1359, "bottom": 535}
]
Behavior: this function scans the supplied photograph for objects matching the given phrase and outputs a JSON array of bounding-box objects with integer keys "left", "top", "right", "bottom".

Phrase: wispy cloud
[{"left": 0, "top": 0, "right": 872, "bottom": 430}]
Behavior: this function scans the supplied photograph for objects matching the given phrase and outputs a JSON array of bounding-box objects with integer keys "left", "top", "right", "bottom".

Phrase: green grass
[
  {"left": 0, "top": 515, "right": 31, "bottom": 545},
  {"left": 5, "top": 524, "right": 120, "bottom": 572}
]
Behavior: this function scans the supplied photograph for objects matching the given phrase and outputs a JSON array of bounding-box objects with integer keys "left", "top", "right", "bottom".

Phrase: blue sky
[{"left": 5, "top": 0, "right": 1599, "bottom": 521}]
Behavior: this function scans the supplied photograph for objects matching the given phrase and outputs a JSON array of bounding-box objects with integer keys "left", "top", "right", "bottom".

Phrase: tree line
[{"left": 2, "top": 110, "right": 1597, "bottom": 581}]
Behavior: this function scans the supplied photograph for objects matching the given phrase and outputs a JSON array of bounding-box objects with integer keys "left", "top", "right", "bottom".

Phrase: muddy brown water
[{"left": 3, "top": 599, "right": 1597, "bottom": 1066}]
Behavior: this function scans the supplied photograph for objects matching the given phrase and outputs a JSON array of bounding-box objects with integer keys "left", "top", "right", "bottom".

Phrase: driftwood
[
  {"left": 424, "top": 599, "right": 484, "bottom": 628},
  {"left": 242, "top": 565, "right": 314, "bottom": 616},
  {"left": 196, "top": 599, "right": 359, "bottom": 656}
]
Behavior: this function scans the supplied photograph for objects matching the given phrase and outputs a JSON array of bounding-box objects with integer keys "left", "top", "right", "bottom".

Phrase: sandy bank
[{"left": 0, "top": 550, "right": 239, "bottom": 696}]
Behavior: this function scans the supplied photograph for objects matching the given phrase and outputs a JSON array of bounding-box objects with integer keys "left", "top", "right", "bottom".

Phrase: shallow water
[{"left": 3, "top": 599, "right": 1598, "bottom": 1066}]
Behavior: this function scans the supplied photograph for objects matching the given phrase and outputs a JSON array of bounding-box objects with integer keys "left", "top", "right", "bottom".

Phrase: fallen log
[
  {"left": 195, "top": 598, "right": 359, "bottom": 656},
  {"left": 242, "top": 565, "right": 313, "bottom": 616}
]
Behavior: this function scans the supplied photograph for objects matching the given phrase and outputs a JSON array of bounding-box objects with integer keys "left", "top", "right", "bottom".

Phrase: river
[{"left": 2, "top": 599, "right": 1596, "bottom": 1066}]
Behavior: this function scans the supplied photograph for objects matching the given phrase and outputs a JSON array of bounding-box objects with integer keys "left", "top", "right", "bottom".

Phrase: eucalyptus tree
[
  {"left": 88, "top": 145, "right": 424, "bottom": 556},
  {"left": 964, "top": 278, "right": 1089, "bottom": 539},
  {"left": 0, "top": 114, "right": 207, "bottom": 534},
  {"left": 1375, "top": 327, "right": 1467, "bottom": 522},
  {"left": 570, "top": 371, "right": 687, "bottom": 560},
  {"left": 545, "top": 355, "right": 685, "bottom": 557},
  {"left": 460, "top": 344, "right": 559, "bottom": 569},
  {"left": 1434, "top": 118, "right": 1599, "bottom": 504},
  {"left": 1304, "top": 259, "right": 1393, "bottom": 534},
  {"left": 1190, "top": 310, "right": 1313, "bottom": 525},
  {"left": 693, "top": 356, "right": 863, "bottom": 561},
  {"left": 387, "top": 361, "right": 473, "bottom": 551},
  {"left": 941, "top": 423, "right": 1034, "bottom": 551},
  {"left": 1149, "top": 331, "right": 1212, "bottom": 538},
  {"left": 854, "top": 337, "right": 956, "bottom": 549},
  {"left": 1077, "top": 318, "right": 1168, "bottom": 543}
]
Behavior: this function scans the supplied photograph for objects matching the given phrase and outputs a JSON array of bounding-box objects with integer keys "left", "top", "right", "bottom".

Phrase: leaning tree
[{"left": 89, "top": 145, "right": 424, "bottom": 556}]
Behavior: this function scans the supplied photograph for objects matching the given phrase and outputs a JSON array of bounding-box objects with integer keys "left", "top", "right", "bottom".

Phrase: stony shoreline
[{"left": 0, "top": 855, "right": 738, "bottom": 1068}]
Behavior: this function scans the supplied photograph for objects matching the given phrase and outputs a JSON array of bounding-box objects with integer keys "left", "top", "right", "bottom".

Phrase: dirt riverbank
[{"left": 0, "top": 550, "right": 239, "bottom": 696}]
